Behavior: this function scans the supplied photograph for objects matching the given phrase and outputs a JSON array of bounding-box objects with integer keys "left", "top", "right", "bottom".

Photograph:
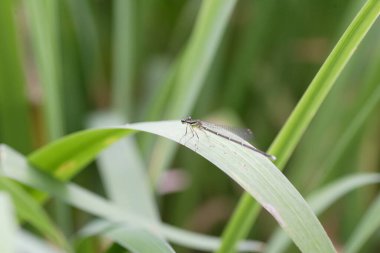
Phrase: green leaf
[
  {"left": 0, "top": 192, "right": 17, "bottom": 253},
  {"left": 0, "top": 178, "right": 70, "bottom": 251},
  {"left": 24, "top": 0, "right": 64, "bottom": 140},
  {"left": 76, "top": 220, "right": 175, "bottom": 253},
  {"left": 148, "top": 0, "right": 237, "bottom": 183},
  {"left": 28, "top": 129, "right": 131, "bottom": 180},
  {"left": 5, "top": 119, "right": 334, "bottom": 252},
  {"left": 219, "top": 1, "right": 380, "bottom": 251},
  {"left": 65, "top": 0, "right": 102, "bottom": 82},
  {"left": 0, "top": 0, "right": 32, "bottom": 153},
  {"left": 133, "top": 121, "right": 335, "bottom": 252},
  {"left": 111, "top": 0, "right": 138, "bottom": 117},
  {"left": 316, "top": 54, "right": 380, "bottom": 184},
  {"left": 268, "top": 0, "right": 380, "bottom": 168},
  {"left": 88, "top": 112, "right": 159, "bottom": 220},
  {"left": 16, "top": 230, "right": 65, "bottom": 253},
  {"left": 345, "top": 194, "right": 380, "bottom": 253},
  {"left": 164, "top": 0, "right": 237, "bottom": 118},
  {"left": 265, "top": 173, "right": 380, "bottom": 253},
  {"left": 2, "top": 144, "right": 263, "bottom": 252}
]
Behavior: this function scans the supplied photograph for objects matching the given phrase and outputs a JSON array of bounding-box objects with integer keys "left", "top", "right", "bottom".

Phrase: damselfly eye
[{"left": 181, "top": 116, "right": 192, "bottom": 124}]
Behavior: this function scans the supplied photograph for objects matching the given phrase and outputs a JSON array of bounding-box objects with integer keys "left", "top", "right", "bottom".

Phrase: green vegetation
[{"left": 1, "top": 0, "right": 380, "bottom": 252}]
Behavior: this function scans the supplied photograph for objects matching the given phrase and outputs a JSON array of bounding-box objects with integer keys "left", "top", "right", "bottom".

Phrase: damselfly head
[{"left": 181, "top": 116, "right": 193, "bottom": 124}]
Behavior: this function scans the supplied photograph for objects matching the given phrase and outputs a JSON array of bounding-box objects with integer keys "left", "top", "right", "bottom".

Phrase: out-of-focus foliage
[{"left": 0, "top": 0, "right": 380, "bottom": 252}]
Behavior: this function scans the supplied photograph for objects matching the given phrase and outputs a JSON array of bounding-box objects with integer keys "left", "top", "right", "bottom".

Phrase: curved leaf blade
[
  {"left": 28, "top": 129, "right": 131, "bottom": 180},
  {"left": 265, "top": 173, "right": 380, "bottom": 253},
  {"left": 16, "top": 230, "right": 65, "bottom": 253},
  {"left": 21, "top": 120, "right": 336, "bottom": 252},
  {"left": 2, "top": 144, "right": 263, "bottom": 252},
  {"left": 0, "top": 178, "right": 70, "bottom": 251},
  {"left": 0, "top": 192, "right": 17, "bottom": 253},
  {"left": 77, "top": 220, "right": 175, "bottom": 253},
  {"left": 129, "top": 121, "right": 335, "bottom": 253}
]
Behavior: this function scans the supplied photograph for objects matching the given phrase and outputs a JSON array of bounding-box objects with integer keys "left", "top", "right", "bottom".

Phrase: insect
[{"left": 181, "top": 116, "right": 276, "bottom": 160}]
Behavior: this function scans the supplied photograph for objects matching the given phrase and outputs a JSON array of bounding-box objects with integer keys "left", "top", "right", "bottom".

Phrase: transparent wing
[{"left": 200, "top": 121, "right": 254, "bottom": 142}]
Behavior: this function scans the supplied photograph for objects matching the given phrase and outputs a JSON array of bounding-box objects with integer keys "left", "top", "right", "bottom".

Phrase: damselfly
[{"left": 181, "top": 116, "right": 276, "bottom": 160}]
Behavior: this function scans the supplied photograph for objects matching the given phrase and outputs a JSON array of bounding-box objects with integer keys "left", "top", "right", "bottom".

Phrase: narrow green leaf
[
  {"left": 28, "top": 129, "right": 131, "bottom": 179},
  {"left": 345, "top": 194, "right": 380, "bottom": 253},
  {"left": 77, "top": 220, "right": 175, "bottom": 253},
  {"left": 16, "top": 230, "right": 65, "bottom": 253},
  {"left": 223, "top": 0, "right": 276, "bottom": 108},
  {"left": 0, "top": 0, "right": 32, "bottom": 153},
  {"left": 0, "top": 192, "right": 17, "bottom": 253},
  {"left": 165, "top": 0, "right": 236, "bottom": 118},
  {"left": 24, "top": 0, "right": 64, "bottom": 140},
  {"left": 220, "top": 1, "right": 380, "bottom": 251},
  {"left": 269, "top": 0, "right": 380, "bottom": 167},
  {"left": 88, "top": 112, "right": 159, "bottom": 220},
  {"left": 0, "top": 178, "right": 70, "bottom": 251},
  {"left": 111, "top": 0, "right": 138, "bottom": 117},
  {"left": 265, "top": 173, "right": 380, "bottom": 253},
  {"left": 317, "top": 55, "right": 380, "bottom": 184},
  {"left": 65, "top": 0, "right": 101, "bottom": 80},
  {"left": 148, "top": 0, "right": 237, "bottom": 183}
]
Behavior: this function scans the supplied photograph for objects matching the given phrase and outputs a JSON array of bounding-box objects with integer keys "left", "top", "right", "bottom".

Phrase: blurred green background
[{"left": 1, "top": 0, "right": 380, "bottom": 252}]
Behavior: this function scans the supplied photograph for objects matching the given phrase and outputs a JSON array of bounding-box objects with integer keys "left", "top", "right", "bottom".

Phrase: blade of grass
[
  {"left": 16, "top": 230, "right": 65, "bottom": 253},
  {"left": 285, "top": 0, "right": 370, "bottom": 191},
  {"left": 0, "top": 0, "right": 32, "bottom": 154},
  {"left": 25, "top": 0, "right": 64, "bottom": 140},
  {"left": 218, "top": 1, "right": 380, "bottom": 251},
  {"left": 167, "top": 1, "right": 201, "bottom": 52},
  {"left": 223, "top": 0, "right": 276, "bottom": 109},
  {"left": 316, "top": 84, "right": 380, "bottom": 184},
  {"left": 76, "top": 220, "right": 175, "bottom": 253},
  {"left": 344, "top": 194, "right": 380, "bottom": 253},
  {"left": 0, "top": 192, "right": 17, "bottom": 253},
  {"left": 59, "top": 28, "right": 86, "bottom": 133},
  {"left": 104, "top": 0, "right": 159, "bottom": 221},
  {"left": 265, "top": 173, "right": 380, "bottom": 253},
  {"left": 3, "top": 119, "right": 335, "bottom": 252},
  {"left": 136, "top": 121, "right": 336, "bottom": 252},
  {"left": 144, "top": 58, "right": 179, "bottom": 122},
  {"left": 3, "top": 144, "right": 263, "bottom": 252},
  {"left": 88, "top": 112, "right": 159, "bottom": 221},
  {"left": 145, "top": 0, "right": 236, "bottom": 120},
  {"left": 25, "top": 1, "right": 71, "bottom": 234},
  {"left": 28, "top": 129, "right": 131, "bottom": 179},
  {"left": 24, "top": 0, "right": 72, "bottom": 228},
  {"left": 315, "top": 40, "right": 380, "bottom": 185},
  {"left": 148, "top": 0, "right": 237, "bottom": 183},
  {"left": 164, "top": 0, "right": 236, "bottom": 117},
  {"left": 161, "top": 223, "right": 264, "bottom": 252},
  {"left": 65, "top": 0, "right": 101, "bottom": 82},
  {"left": 0, "top": 179, "right": 70, "bottom": 251},
  {"left": 111, "top": 0, "right": 137, "bottom": 117},
  {"left": 269, "top": 0, "right": 380, "bottom": 170},
  {"left": 291, "top": 17, "right": 380, "bottom": 191}
]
